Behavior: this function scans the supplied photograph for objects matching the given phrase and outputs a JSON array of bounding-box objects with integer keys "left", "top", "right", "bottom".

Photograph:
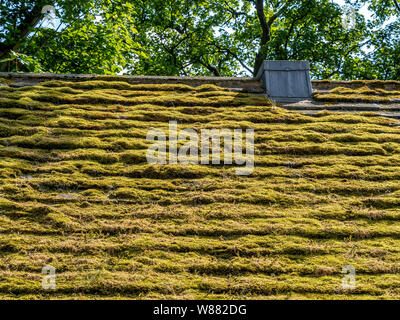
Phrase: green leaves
[
  {"left": 0, "top": 50, "right": 43, "bottom": 73},
  {"left": 0, "top": 0, "right": 141, "bottom": 74},
  {"left": 1, "top": 0, "right": 399, "bottom": 79},
  {"left": 124, "top": 0, "right": 375, "bottom": 79}
]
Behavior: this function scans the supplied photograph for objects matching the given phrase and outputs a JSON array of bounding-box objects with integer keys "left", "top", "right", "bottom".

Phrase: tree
[
  {"left": 345, "top": 0, "right": 400, "bottom": 79},
  {"left": 1, "top": 0, "right": 398, "bottom": 79},
  {"left": 126, "top": 0, "right": 370, "bottom": 78},
  {"left": 0, "top": 0, "right": 141, "bottom": 73},
  {"left": 0, "top": 0, "right": 48, "bottom": 70}
]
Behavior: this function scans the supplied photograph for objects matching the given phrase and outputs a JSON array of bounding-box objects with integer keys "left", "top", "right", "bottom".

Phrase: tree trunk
[
  {"left": 0, "top": 1, "right": 46, "bottom": 71},
  {"left": 253, "top": 0, "right": 270, "bottom": 76},
  {"left": 253, "top": 0, "right": 292, "bottom": 76}
]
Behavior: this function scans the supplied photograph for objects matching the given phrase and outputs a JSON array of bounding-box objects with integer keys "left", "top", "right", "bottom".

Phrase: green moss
[
  {"left": 47, "top": 212, "right": 75, "bottom": 228},
  {"left": 0, "top": 78, "right": 13, "bottom": 85},
  {"left": 196, "top": 84, "right": 229, "bottom": 92},
  {"left": 0, "top": 197, "right": 20, "bottom": 210},
  {"left": 316, "top": 85, "right": 400, "bottom": 102},
  {"left": 0, "top": 78, "right": 399, "bottom": 299},
  {"left": 315, "top": 93, "right": 394, "bottom": 103},
  {"left": 41, "top": 80, "right": 195, "bottom": 92},
  {"left": 330, "top": 86, "right": 378, "bottom": 95}
]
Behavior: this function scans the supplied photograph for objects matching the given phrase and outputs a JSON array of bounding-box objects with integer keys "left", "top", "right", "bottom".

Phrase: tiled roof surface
[
  {"left": 280, "top": 80, "right": 400, "bottom": 120},
  {"left": 0, "top": 74, "right": 399, "bottom": 299}
]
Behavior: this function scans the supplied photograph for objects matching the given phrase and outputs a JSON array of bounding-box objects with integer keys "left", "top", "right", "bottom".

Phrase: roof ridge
[{"left": 0, "top": 72, "right": 256, "bottom": 81}]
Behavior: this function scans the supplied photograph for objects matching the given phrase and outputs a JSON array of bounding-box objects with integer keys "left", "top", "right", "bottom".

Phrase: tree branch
[
  {"left": 223, "top": 0, "right": 248, "bottom": 18},
  {"left": 198, "top": 58, "right": 221, "bottom": 76},
  {"left": 267, "top": 0, "right": 292, "bottom": 28},
  {"left": 10, "top": 1, "right": 47, "bottom": 51},
  {"left": 394, "top": 0, "right": 400, "bottom": 13},
  {"left": 0, "top": 1, "right": 48, "bottom": 70}
]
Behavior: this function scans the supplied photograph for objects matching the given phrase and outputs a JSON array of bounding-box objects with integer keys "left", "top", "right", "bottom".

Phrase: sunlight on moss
[{"left": 0, "top": 79, "right": 399, "bottom": 299}]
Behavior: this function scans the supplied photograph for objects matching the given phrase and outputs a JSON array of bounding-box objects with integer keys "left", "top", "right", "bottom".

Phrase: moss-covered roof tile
[{"left": 0, "top": 76, "right": 399, "bottom": 299}]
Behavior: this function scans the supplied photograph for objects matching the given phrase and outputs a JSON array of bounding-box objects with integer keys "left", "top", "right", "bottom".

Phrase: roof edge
[{"left": 0, "top": 72, "right": 257, "bottom": 82}]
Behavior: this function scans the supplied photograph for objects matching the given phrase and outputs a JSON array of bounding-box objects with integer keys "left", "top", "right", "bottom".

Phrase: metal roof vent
[{"left": 256, "top": 60, "right": 312, "bottom": 103}]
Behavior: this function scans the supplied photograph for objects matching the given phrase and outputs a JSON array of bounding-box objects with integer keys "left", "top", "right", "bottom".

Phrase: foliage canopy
[{"left": 0, "top": 0, "right": 399, "bottom": 79}]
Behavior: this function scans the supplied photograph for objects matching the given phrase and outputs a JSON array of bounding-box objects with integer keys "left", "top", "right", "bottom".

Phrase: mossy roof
[
  {"left": 314, "top": 84, "right": 400, "bottom": 103},
  {"left": 0, "top": 77, "right": 400, "bottom": 299}
]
